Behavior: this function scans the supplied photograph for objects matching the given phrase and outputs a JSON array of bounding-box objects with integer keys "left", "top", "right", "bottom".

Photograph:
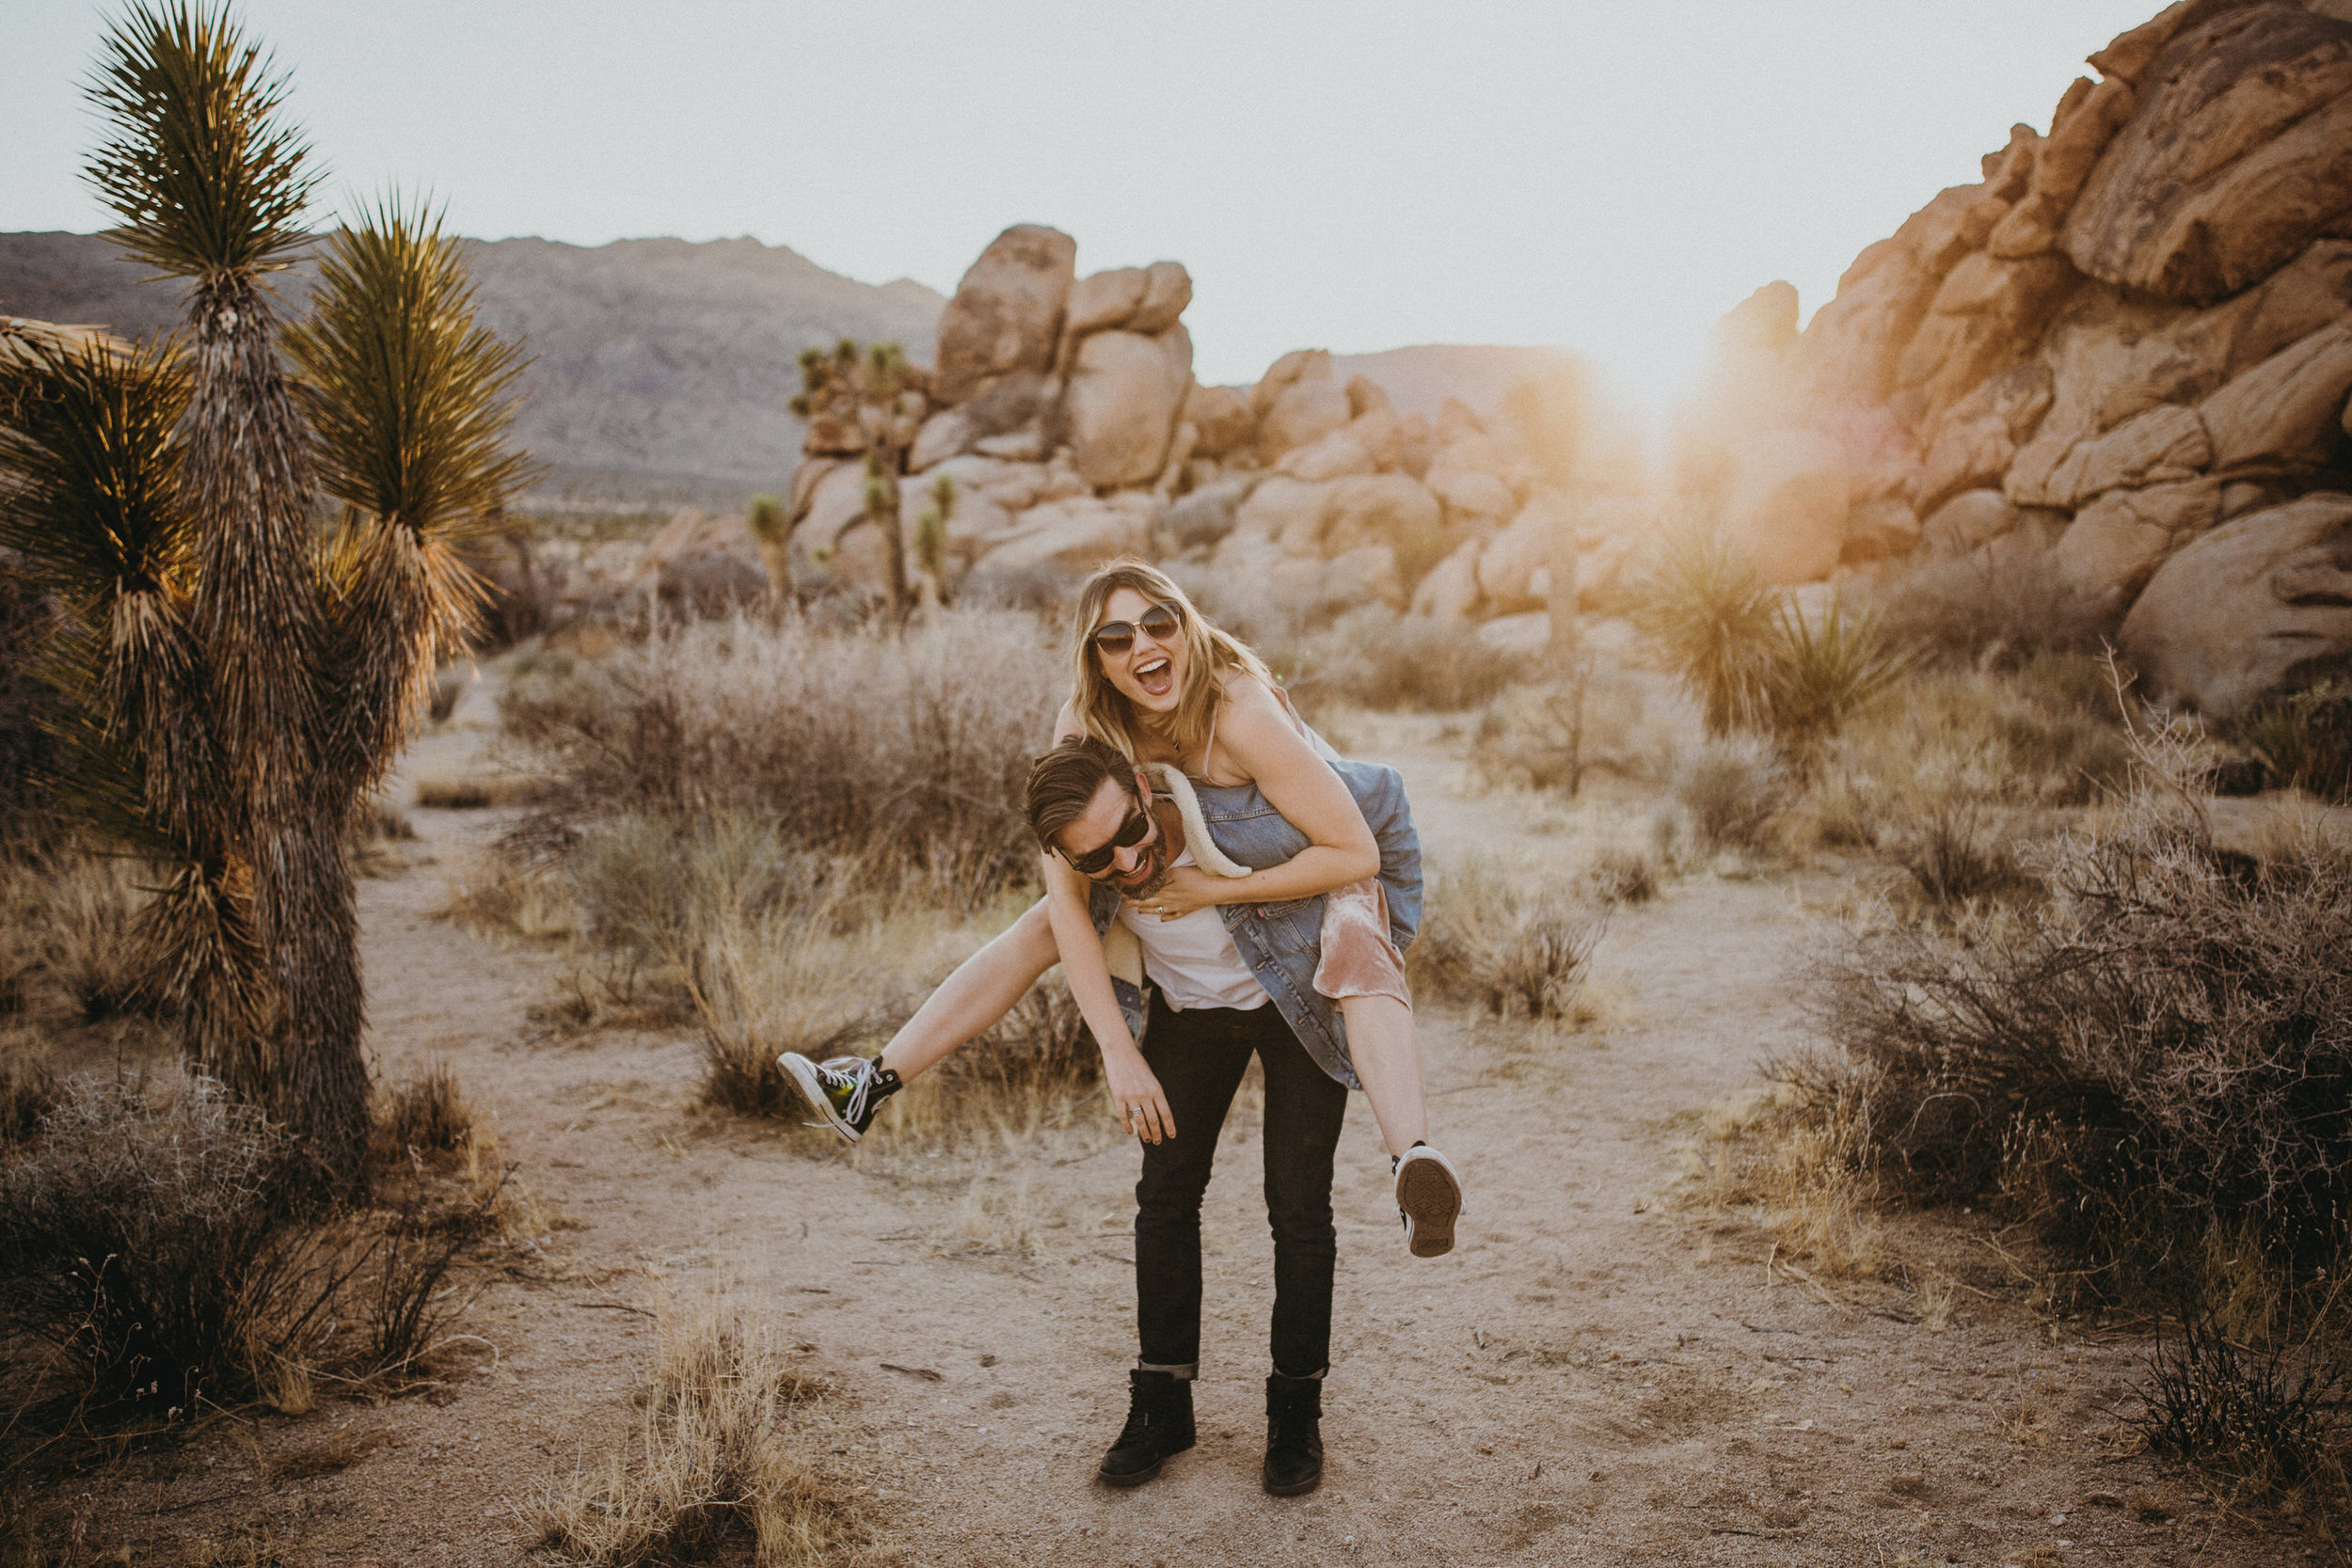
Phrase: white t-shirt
[{"left": 1117, "top": 850, "right": 1271, "bottom": 1011}]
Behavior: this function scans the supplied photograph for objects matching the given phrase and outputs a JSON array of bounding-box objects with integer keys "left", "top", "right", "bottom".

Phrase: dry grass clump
[
  {"left": 373, "top": 1059, "right": 473, "bottom": 1159},
  {"left": 1670, "top": 736, "right": 1789, "bottom": 854},
  {"left": 2233, "top": 680, "right": 2352, "bottom": 800},
  {"left": 0, "top": 854, "right": 157, "bottom": 1026},
  {"left": 1410, "top": 858, "right": 1604, "bottom": 1021},
  {"left": 504, "top": 609, "right": 1064, "bottom": 899},
  {"left": 412, "top": 771, "right": 540, "bottom": 810},
  {"left": 1695, "top": 1085, "right": 1882, "bottom": 1281},
  {"left": 531, "top": 1303, "right": 864, "bottom": 1567},
  {"left": 2135, "top": 1301, "right": 2351, "bottom": 1500}
]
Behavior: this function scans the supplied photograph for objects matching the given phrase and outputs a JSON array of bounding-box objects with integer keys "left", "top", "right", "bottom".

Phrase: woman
[{"left": 784, "top": 561, "right": 1463, "bottom": 1256}]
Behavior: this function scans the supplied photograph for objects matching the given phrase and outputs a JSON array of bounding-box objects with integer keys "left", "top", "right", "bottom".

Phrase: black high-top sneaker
[
  {"left": 1262, "top": 1371, "right": 1325, "bottom": 1496},
  {"left": 1097, "top": 1369, "right": 1196, "bottom": 1487},
  {"left": 779, "top": 1053, "right": 900, "bottom": 1143}
]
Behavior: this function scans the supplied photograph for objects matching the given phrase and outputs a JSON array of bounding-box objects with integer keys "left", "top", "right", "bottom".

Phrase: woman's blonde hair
[{"left": 1068, "top": 560, "right": 1273, "bottom": 766}]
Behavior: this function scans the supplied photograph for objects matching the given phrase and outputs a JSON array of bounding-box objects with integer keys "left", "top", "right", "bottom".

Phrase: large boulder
[
  {"left": 630, "top": 509, "right": 769, "bottom": 615},
  {"left": 1912, "top": 361, "right": 2054, "bottom": 515},
  {"left": 907, "top": 409, "right": 975, "bottom": 472},
  {"left": 2121, "top": 491, "right": 2352, "bottom": 717},
  {"left": 1266, "top": 545, "right": 1406, "bottom": 615},
  {"left": 2054, "top": 479, "right": 2221, "bottom": 603},
  {"left": 1721, "top": 429, "right": 1850, "bottom": 583},
  {"left": 1183, "top": 384, "right": 1256, "bottom": 458},
  {"left": 1234, "top": 476, "right": 1333, "bottom": 548},
  {"left": 1476, "top": 497, "right": 1573, "bottom": 614},
  {"left": 1252, "top": 350, "right": 1354, "bottom": 463},
  {"left": 2045, "top": 402, "right": 2212, "bottom": 505},
  {"left": 1410, "top": 537, "right": 1483, "bottom": 621},
  {"left": 961, "top": 494, "right": 1154, "bottom": 603},
  {"left": 2064, "top": 5, "right": 2352, "bottom": 305},
  {"left": 794, "top": 460, "right": 873, "bottom": 556},
  {"left": 2199, "top": 320, "right": 2352, "bottom": 475},
  {"left": 1060, "top": 326, "right": 1193, "bottom": 489},
  {"left": 1276, "top": 428, "right": 1376, "bottom": 483},
  {"left": 1163, "top": 479, "right": 1248, "bottom": 550},
  {"left": 1922, "top": 488, "right": 2028, "bottom": 556},
  {"left": 1893, "top": 252, "right": 2078, "bottom": 422},
  {"left": 1321, "top": 473, "right": 1443, "bottom": 560},
  {"left": 933, "top": 225, "right": 1077, "bottom": 404}
]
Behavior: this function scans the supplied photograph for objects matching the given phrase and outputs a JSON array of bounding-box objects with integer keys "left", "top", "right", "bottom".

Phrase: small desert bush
[
  {"left": 1272, "top": 604, "right": 1528, "bottom": 714},
  {"left": 373, "top": 1060, "right": 473, "bottom": 1160},
  {"left": 413, "top": 771, "right": 539, "bottom": 810},
  {"left": 1585, "top": 844, "right": 1661, "bottom": 905},
  {"left": 0, "top": 854, "right": 156, "bottom": 1025},
  {"left": 1801, "top": 780, "right": 2352, "bottom": 1301},
  {"left": 504, "top": 609, "right": 1063, "bottom": 900},
  {"left": 1410, "top": 859, "right": 1603, "bottom": 1021},
  {"left": 1671, "top": 736, "right": 1788, "bottom": 853},
  {"left": 1867, "top": 543, "right": 2122, "bottom": 671},
  {"left": 2234, "top": 680, "right": 2352, "bottom": 800},
  {"left": 1472, "top": 657, "right": 1677, "bottom": 792},
  {"left": 0, "top": 1071, "right": 495, "bottom": 1419},
  {"left": 531, "top": 1303, "right": 859, "bottom": 1567},
  {"left": 2135, "top": 1303, "right": 2350, "bottom": 1500}
]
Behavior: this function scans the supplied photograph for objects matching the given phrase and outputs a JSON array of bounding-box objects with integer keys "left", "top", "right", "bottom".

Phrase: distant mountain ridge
[
  {"left": 0, "top": 230, "right": 946, "bottom": 507},
  {"left": 3, "top": 229, "right": 1578, "bottom": 509}
]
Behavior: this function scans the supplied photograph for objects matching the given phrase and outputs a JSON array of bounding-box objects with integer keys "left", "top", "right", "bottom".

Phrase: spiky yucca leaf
[
  {"left": 0, "top": 327, "right": 193, "bottom": 602},
  {"left": 1629, "top": 524, "right": 1779, "bottom": 737},
  {"left": 84, "top": 1, "right": 316, "bottom": 277},
  {"left": 285, "top": 198, "right": 531, "bottom": 797},
  {"left": 1761, "top": 597, "right": 1913, "bottom": 750},
  {"left": 282, "top": 198, "right": 532, "bottom": 540}
]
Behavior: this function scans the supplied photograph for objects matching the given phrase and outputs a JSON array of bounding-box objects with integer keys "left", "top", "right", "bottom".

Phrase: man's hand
[
  {"left": 1133, "top": 863, "right": 1228, "bottom": 922},
  {"left": 1101, "top": 1046, "right": 1176, "bottom": 1145}
]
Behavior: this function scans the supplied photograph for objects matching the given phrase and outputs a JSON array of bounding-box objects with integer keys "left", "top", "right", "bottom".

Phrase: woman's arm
[{"left": 1150, "top": 678, "right": 1377, "bottom": 917}]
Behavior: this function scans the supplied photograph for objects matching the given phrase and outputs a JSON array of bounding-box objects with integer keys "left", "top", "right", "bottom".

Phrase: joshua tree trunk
[{"left": 181, "top": 272, "right": 371, "bottom": 1168}]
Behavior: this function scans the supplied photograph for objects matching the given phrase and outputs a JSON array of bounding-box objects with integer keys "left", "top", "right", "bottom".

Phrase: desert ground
[{"left": 35, "top": 671, "right": 2319, "bottom": 1568}]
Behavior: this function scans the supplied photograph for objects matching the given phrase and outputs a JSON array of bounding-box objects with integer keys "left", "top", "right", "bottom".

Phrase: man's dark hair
[{"left": 1025, "top": 734, "right": 1135, "bottom": 852}]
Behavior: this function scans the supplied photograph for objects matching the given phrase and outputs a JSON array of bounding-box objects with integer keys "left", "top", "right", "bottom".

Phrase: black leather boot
[
  {"left": 1096, "top": 1369, "right": 1196, "bottom": 1487},
  {"left": 1262, "top": 1371, "right": 1325, "bottom": 1496}
]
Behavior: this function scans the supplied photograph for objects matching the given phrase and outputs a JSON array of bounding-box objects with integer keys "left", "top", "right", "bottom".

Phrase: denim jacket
[{"left": 1088, "top": 757, "right": 1422, "bottom": 1090}]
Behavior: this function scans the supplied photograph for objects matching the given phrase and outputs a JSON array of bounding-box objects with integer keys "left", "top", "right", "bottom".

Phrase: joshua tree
[
  {"left": 790, "top": 339, "right": 928, "bottom": 620},
  {"left": 0, "top": 3, "right": 527, "bottom": 1189},
  {"left": 913, "top": 473, "right": 956, "bottom": 600}
]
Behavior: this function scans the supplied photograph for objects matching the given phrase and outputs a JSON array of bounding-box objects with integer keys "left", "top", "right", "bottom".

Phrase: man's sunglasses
[
  {"left": 1090, "top": 602, "right": 1181, "bottom": 656},
  {"left": 1061, "top": 800, "right": 1152, "bottom": 877}
]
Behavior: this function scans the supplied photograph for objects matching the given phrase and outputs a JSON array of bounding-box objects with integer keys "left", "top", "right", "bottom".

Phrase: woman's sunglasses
[
  {"left": 1061, "top": 800, "right": 1153, "bottom": 877},
  {"left": 1090, "top": 602, "right": 1181, "bottom": 656}
]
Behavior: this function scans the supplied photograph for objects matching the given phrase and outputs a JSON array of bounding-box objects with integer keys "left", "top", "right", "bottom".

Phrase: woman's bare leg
[
  {"left": 1339, "top": 993, "right": 1429, "bottom": 1158},
  {"left": 876, "top": 897, "right": 1059, "bottom": 1082}
]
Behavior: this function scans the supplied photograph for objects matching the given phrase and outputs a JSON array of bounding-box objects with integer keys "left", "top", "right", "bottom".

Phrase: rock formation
[{"left": 1705, "top": 0, "right": 2352, "bottom": 714}]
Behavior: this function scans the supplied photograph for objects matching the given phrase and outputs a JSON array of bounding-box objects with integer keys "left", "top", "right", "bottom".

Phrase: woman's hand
[
  {"left": 1134, "top": 863, "right": 1226, "bottom": 921},
  {"left": 1101, "top": 1046, "right": 1176, "bottom": 1144}
]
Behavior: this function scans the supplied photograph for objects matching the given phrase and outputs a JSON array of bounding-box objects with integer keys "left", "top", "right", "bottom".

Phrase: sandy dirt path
[{"left": 161, "top": 703, "right": 2302, "bottom": 1567}]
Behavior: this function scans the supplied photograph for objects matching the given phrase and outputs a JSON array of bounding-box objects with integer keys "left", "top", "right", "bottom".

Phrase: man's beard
[{"left": 1111, "top": 831, "right": 1175, "bottom": 902}]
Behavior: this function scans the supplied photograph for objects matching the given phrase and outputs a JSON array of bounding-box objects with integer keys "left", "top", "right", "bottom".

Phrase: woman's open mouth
[{"left": 1135, "top": 654, "right": 1174, "bottom": 698}]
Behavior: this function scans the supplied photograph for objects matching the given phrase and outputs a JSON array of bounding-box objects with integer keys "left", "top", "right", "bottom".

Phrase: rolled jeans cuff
[{"left": 1136, "top": 1359, "right": 1198, "bottom": 1380}]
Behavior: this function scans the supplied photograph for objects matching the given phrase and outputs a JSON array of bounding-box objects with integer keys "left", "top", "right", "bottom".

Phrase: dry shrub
[
  {"left": 1803, "top": 778, "right": 2352, "bottom": 1300},
  {"left": 531, "top": 1303, "right": 861, "bottom": 1567},
  {"left": 505, "top": 609, "right": 1063, "bottom": 900},
  {"left": 1867, "top": 543, "right": 2122, "bottom": 671},
  {"left": 1272, "top": 605, "right": 1529, "bottom": 715},
  {"left": 1585, "top": 844, "right": 1661, "bottom": 905},
  {"left": 1410, "top": 859, "right": 1604, "bottom": 1021},
  {"left": 1671, "top": 736, "right": 1788, "bottom": 853},
  {"left": 884, "top": 974, "right": 1100, "bottom": 1148},
  {"left": 2135, "top": 1307, "right": 2349, "bottom": 1499},
  {"left": 2233, "top": 680, "right": 2352, "bottom": 800},
  {"left": 0, "top": 1071, "right": 498, "bottom": 1421},
  {"left": 1472, "top": 658, "right": 1677, "bottom": 793},
  {"left": 0, "top": 1055, "right": 59, "bottom": 1147}
]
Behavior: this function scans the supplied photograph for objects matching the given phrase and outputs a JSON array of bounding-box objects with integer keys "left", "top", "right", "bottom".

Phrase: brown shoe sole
[{"left": 1396, "top": 1153, "right": 1462, "bottom": 1258}]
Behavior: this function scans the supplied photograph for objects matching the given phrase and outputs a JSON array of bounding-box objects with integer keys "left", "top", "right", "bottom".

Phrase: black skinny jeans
[{"left": 1134, "top": 990, "right": 1349, "bottom": 1380}]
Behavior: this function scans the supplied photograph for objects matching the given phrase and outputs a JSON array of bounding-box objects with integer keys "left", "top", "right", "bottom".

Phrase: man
[{"left": 787, "top": 735, "right": 1463, "bottom": 1495}]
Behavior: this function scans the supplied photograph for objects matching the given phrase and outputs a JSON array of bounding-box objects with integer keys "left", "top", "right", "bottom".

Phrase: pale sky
[{"left": 3, "top": 0, "right": 2157, "bottom": 407}]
